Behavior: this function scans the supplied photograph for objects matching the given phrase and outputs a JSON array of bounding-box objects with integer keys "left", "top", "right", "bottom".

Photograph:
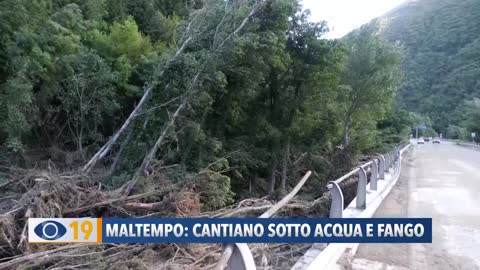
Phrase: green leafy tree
[
  {"left": 382, "top": 0, "right": 480, "bottom": 133},
  {"left": 464, "top": 98, "right": 480, "bottom": 138},
  {"left": 339, "top": 22, "right": 403, "bottom": 152},
  {"left": 58, "top": 50, "right": 118, "bottom": 154},
  {"left": 0, "top": 0, "right": 413, "bottom": 211},
  {"left": 0, "top": 77, "right": 33, "bottom": 147},
  {"left": 446, "top": 125, "right": 468, "bottom": 140}
]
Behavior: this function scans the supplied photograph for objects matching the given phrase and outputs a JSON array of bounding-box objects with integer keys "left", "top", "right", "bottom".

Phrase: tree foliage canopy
[
  {"left": 0, "top": 0, "right": 405, "bottom": 208},
  {"left": 381, "top": 0, "right": 480, "bottom": 135}
]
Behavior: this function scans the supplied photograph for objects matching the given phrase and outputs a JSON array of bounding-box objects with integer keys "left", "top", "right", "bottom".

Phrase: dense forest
[
  {"left": 381, "top": 0, "right": 480, "bottom": 139},
  {"left": 0, "top": 1, "right": 409, "bottom": 268},
  {"left": 0, "top": 0, "right": 412, "bottom": 269},
  {"left": 3, "top": 0, "right": 480, "bottom": 268},
  {"left": 0, "top": 0, "right": 406, "bottom": 205}
]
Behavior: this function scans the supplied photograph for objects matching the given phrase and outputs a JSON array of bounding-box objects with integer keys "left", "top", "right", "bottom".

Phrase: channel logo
[
  {"left": 33, "top": 220, "right": 67, "bottom": 240},
  {"left": 28, "top": 218, "right": 102, "bottom": 243}
]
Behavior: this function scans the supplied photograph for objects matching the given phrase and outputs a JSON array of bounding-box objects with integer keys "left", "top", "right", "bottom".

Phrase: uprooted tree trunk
[
  {"left": 121, "top": 1, "right": 267, "bottom": 194},
  {"left": 215, "top": 171, "right": 312, "bottom": 270},
  {"left": 82, "top": 85, "right": 152, "bottom": 173},
  {"left": 124, "top": 94, "right": 192, "bottom": 195},
  {"left": 83, "top": 1, "right": 264, "bottom": 177},
  {"left": 267, "top": 161, "right": 277, "bottom": 195},
  {"left": 343, "top": 120, "right": 350, "bottom": 148},
  {"left": 81, "top": 18, "right": 198, "bottom": 174},
  {"left": 108, "top": 127, "right": 133, "bottom": 176},
  {"left": 279, "top": 142, "right": 290, "bottom": 195},
  {"left": 342, "top": 105, "right": 355, "bottom": 149}
]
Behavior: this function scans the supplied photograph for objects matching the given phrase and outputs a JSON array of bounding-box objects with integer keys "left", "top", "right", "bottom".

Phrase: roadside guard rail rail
[
  {"left": 215, "top": 143, "right": 412, "bottom": 270},
  {"left": 327, "top": 144, "right": 407, "bottom": 218}
]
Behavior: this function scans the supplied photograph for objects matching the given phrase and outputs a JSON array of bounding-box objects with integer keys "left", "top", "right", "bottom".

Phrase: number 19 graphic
[
  {"left": 69, "top": 220, "right": 93, "bottom": 240},
  {"left": 29, "top": 218, "right": 102, "bottom": 243}
]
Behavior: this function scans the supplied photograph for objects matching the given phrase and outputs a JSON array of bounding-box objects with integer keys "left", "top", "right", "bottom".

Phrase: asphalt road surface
[{"left": 352, "top": 141, "right": 480, "bottom": 270}]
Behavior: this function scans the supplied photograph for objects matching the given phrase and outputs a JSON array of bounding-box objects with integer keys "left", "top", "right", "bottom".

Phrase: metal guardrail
[
  {"left": 327, "top": 146, "right": 401, "bottom": 218},
  {"left": 217, "top": 145, "right": 408, "bottom": 270},
  {"left": 299, "top": 143, "right": 411, "bottom": 270}
]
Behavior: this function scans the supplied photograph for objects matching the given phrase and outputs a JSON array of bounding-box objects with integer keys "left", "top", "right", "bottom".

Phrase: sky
[{"left": 303, "top": 0, "right": 408, "bottom": 39}]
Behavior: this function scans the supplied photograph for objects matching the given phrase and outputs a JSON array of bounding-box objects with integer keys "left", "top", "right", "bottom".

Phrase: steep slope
[{"left": 381, "top": 0, "right": 480, "bottom": 132}]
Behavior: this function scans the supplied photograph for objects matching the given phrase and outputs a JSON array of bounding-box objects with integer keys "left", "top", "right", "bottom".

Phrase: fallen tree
[{"left": 0, "top": 167, "right": 333, "bottom": 269}]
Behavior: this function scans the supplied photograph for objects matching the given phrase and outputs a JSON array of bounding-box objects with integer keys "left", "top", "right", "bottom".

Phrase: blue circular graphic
[{"left": 34, "top": 221, "right": 67, "bottom": 240}]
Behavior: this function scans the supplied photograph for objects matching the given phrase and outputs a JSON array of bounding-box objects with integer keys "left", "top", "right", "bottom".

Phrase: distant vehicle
[
  {"left": 424, "top": 137, "right": 430, "bottom": 142},
  {"left": 433, "top": 137, "right": 441, "bottom": 144},
  {"left": 418, "top": 137, "right": 425, "bottom": 144}
]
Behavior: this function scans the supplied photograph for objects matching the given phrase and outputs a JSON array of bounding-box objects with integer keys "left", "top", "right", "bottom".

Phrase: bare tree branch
[
  {"left": 123, "top": 1, "right": 266, "bottom": 193},
  {"left": 215, "top": 171, "right": 312, "bottom": 270}
]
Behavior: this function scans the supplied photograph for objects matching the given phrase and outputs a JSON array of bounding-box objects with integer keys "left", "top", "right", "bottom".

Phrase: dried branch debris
[{"left": 0, "top": 167, "right": 333, "bottom": 270}]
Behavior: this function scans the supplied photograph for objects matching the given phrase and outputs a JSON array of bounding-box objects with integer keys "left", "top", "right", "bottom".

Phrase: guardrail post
[
  {"left": 228, "top": 243, "right": 256, "bottom": 270},
  {"left": 385, "top": 153, "right": 389, "bottom": 169},
  {"left": 385, "top": 153, "right": 390, "bottom": 172},
  {"left": 378, "top": 155, "right": 385, "bottom": 179},
  {"left": 356, "top": 167, "right": 367, "bottom": 209},
  {"left": 328, "top": 181, "right": 343, "bottom": 218},
  {"left": 370, "top": 160, "right": 378, "bottom": 190}
]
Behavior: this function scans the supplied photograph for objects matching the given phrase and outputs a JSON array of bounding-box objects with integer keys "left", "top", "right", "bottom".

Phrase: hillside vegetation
[
  {"left": 0, "top": 0, "right": 406, "bottom": 204},
  {"left": 381, "top": 0, "right": 480, "bottom": 138},
  {"left": 0, "top": 1, "right": 407, "bottom": 268}
]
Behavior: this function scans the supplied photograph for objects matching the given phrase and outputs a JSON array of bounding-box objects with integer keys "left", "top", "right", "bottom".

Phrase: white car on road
[{"left": 418, "top": 137, "right": 425, "bottom": 144}]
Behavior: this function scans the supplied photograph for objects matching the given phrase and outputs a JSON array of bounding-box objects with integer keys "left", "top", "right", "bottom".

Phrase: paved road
[{"left": 353, "top": 141, "right": 480, "bottom": 270}]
